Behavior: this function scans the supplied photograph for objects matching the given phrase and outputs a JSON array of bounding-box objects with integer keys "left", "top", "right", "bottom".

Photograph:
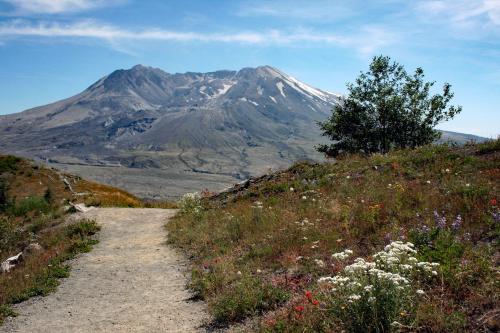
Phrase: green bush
[
  {"left": 213, "top": 275, "right": 289, "bottom": 324},
  {"left": 66, "top": 220, "right": 100, "bottom": 239},
  {"left": 8, "top": 196, "right": 50, "bottom": 216},
  {"left": 0, "top": 156, "right": 20, "bottom": 173}
]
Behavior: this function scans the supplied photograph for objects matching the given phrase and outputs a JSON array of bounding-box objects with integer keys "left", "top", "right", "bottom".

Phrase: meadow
[{"left": 168, "top": 140, "right": 499, "bottom": 332}]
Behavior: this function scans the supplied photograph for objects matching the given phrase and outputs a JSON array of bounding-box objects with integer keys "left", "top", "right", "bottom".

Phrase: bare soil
[{"left": 1, "top": 208, "right": 208, "bottom": 333}]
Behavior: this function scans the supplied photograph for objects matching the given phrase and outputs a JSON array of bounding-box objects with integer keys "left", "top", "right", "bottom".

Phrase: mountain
[
  {"left": 0, "top": 65, "right": 340, "bottom": 198},
  {"left": 0, "top": 65, "right": 485, "bottom": 198}
]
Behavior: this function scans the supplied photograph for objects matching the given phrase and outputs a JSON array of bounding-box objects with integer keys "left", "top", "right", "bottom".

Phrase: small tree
[{"left": 317, "top": 56, "right": 462, "bottom": 156}]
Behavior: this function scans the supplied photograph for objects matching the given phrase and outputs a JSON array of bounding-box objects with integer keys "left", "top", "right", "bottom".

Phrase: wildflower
[
  {"left": 426, "top": 180, "right": 431, "bottom": 184},
  {"left": 312, "top": 299, "right": 319, "bottom": 305},
  {"left": 346, "top": 175, "right": 350, "bottom": 179},
  {"left": 445, "top": 168, "right": 450, "bottom": 173},
  {"left": 349, "top": 294, "right": 361, "bottom": 301},
  {"left": 332, "top": 249, "right": 352, "bottom": 260},
  {"left": 237, "top": 271, "right": 242, "bottom": 275},
  {"left": 302, "top": 196, "right": 307, "bottom": 200},
  {"left": 290, "top": 187, "right": 295, "bottom": 192},
  {"left": 434, "top": 210, "right": 446, "bottom": 229},
  {"left": 451, "top": 214, "right": 462, "bottom": 231},
  {"left": 492, "top": 211, "right": 500, "bottom": 224},
  {"left": 305, "top": 291, "right": 312, "bottom": 300},
  {"left": 294, "top": 305, "right": 304, "bottom": 312},
  {"left": 256, "top": 269, "right": 262, "bottom": 274},
  {"left": 416, "top": 289, "right": 425, "bottom": 295},
  {"left": 315, "top": 259, "right": 325, "bottom": 268},
  {"left": 491, "top": 198, "right": 497, "bottom": 206},
  {"left": 465, "top": 183, "right": 470, "bottom": 187}
]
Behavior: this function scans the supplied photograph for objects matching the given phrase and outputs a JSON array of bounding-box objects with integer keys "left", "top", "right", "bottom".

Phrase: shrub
[
  {"left": 0, "top": 156, "right": 20, "bottom": 173},
  {"left": 213, "top": 275, "right": 289, "bottom": 324},
  {"left": 8, "top": 196, "right": 50, "bottom": 216},
  {"left": 178, "top": 192, "right": 203, "bottom": 214},
  {"left": 318, "top": 242, "right": 438, "bottom": 332}
]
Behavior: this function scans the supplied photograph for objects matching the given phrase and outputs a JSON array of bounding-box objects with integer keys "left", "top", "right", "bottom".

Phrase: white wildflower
[{"left": 315, "top": 259, "right": 325, "bottom": 268}]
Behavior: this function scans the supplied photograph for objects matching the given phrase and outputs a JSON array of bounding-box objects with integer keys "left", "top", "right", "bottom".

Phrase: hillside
[
  {"left": 167, "top": 140, "right": 499, "bottom": 332},
  {"left": 0, "top": 65, "right": 485, "bottom": 199},
  {"left": 0, "top": 155, "right": 144, "bottom": 323}
]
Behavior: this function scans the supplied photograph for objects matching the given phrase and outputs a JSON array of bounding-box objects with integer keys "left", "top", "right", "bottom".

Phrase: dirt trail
[{"left": 2, "top": 208, "right": 208, "bottom": 333}]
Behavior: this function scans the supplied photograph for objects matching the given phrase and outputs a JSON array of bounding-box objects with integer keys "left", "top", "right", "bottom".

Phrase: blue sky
[{"left": 0, "top": 0, "right": 498, "bottom": 137}]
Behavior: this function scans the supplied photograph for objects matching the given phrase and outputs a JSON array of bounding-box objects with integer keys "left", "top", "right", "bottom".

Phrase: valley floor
[{"left": 1, "top": 208, "right": 207, "bottom": 333}]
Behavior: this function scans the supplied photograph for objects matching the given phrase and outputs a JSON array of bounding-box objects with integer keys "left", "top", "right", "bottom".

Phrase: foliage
[
  {"left": 177, "top": 192, "right": 203, "bottom": 214},
  {"left": 317, "top": 55, "right": 462, "bottom": 156},
  {"left": 318, "top": 242, "right": 438, "bottom": 332},
  {"left": 0, "top": 156, "right": 20, "bottom": 174},
  {"left": 7, "top": 196, "right": 50, "bottom": 216}
]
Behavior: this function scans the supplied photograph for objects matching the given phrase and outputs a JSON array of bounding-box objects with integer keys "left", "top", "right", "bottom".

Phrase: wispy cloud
[
  {"left": 414, "top": 0, "right": 500, "bottom": 34},
  {"left": 2, "top": 0, "right": 124, "bottom": 15},
  {"left": 237, "top": 0, "right": 355, "bottom": 21},
  {"left": 0, "top": 19, "right": 395, "bottom": 56}
]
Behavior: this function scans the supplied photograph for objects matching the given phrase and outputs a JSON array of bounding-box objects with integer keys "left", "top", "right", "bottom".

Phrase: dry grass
[{"left": 168, "top": 141, "right": 499, "bottom": 332}]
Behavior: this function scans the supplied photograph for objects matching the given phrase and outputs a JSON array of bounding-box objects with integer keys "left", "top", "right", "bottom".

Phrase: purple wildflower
[
  {"left": 420, "top": 224, "right": 430, "bottom": 233},
  {"left": 451, "top": 215, "right": 462, "bottom": 231},
  {"left": 434, "top": 210, "right": 447, "bottom": 229},
  {"left": 492, "top": 210, "right": 500, "bottom": 224}
]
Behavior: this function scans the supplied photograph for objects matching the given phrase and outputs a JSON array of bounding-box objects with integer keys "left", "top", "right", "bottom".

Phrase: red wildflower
[
  {"left": 305, "top": 290, "right": 312, "bottom": 300},
  {"left": 491, "top": 198, "right": 497, "bottom": 206},
  {"left": 312, "top": 299, "right": 320, "bottom": 306},
  {"left": 294, "top": 305, "right": 304, "bottom": 312}
]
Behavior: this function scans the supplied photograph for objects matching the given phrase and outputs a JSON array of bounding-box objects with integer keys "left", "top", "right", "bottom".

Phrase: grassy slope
[
  {"left": 167, "top": 140, "right": 499, "bottom": 332},
  {"left": 0, "top": 155, "right": 151, "bottom": 323}
]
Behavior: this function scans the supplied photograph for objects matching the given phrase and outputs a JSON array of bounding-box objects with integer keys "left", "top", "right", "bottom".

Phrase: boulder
[{"left": 1, "top": 252, "right": 23, "bottom": 273}]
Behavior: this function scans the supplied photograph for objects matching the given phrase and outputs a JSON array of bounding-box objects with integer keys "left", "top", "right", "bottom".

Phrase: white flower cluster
[
  {"left": 318, "top": 241, "right": 439, "bottom": 308},
  {"left": 331, "top": 249, "right": 353, "bottom": 260},
  {"left": 178, "top": 192, "right": 203, "bottom": 214}
]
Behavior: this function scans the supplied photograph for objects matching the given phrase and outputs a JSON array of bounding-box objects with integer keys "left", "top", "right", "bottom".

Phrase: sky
[{"left": 0, "top": 0, "right": 498, "bottom": 137}]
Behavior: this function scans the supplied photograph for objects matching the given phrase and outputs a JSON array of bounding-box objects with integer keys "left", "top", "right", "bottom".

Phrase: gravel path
[{"left": 1, "top": 208, "right": 208, "bottom": 333}]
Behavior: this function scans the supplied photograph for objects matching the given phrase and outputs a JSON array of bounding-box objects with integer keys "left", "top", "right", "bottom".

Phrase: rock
[
  {"left": 69, "top": 202, "right": 94, "bottom": 213},
  {"left": 1, "top": 252, "right": 23, "bottom": 273},
  {"left": 23, "top": 243, "right": 43, "bottom": 255}
]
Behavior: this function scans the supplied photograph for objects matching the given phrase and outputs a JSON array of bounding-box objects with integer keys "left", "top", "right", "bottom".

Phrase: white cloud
[
  {"left": 0, "top": 19, "right": 395, "bottom": 56},
  {"left": 2, "top": 0, "right": 123, "bottom": 14},
  {"left": 415, "top": 0, "right": 500, "bottom": 32}
]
